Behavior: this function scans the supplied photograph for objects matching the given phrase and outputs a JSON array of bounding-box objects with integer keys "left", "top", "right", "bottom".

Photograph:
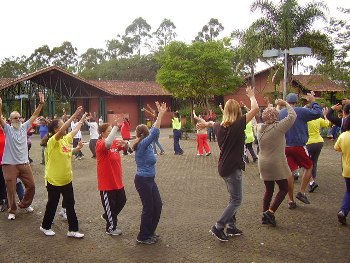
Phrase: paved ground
[{"left": 0, "top": 128, "right": 349, "bottom": 263}]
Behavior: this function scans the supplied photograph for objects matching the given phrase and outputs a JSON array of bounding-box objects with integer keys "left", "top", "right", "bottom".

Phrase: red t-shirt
[
  {"left": 0, "top": 129, "right": 5, "bottom": 163},
  {"left": 96, "top": 139, "right": 125, "bottom": 191},
  {"left": 120, "top": 121, "right": 131, "bottom": 140}
]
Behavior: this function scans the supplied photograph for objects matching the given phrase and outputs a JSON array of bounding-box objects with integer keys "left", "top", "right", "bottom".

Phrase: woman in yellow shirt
[
  {"left": 334, "top": 116, "right": 350, "bottom": 225},
  {"left": 40, "top": 106, "right": 87, "bottom": 238},
  {"left": 306, "top": 117, "right": 329, "bottom": 192}
]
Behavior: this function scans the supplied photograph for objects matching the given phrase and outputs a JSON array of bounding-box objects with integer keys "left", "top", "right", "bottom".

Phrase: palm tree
[
  {"left": 231, "top": 26, "right": 264, "bottom": 88},
  {"left": 250, "top": 0, "right": 334, "bottom": 91}
]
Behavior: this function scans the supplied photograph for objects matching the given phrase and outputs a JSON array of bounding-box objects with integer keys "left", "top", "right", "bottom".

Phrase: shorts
[{"left": 285, "top": 146, "right": 313, "bottom": 172}]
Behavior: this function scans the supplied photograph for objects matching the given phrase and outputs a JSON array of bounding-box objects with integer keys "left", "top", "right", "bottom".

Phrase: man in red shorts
[{"left": 279, "top": 92, "right": 322, "bottom": 208}]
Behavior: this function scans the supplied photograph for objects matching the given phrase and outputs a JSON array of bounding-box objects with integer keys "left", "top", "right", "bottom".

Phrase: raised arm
[
  {"left": 154, "top": 101, "right": 167, "bottom": 128},
  {"left": 245, "top": 86, "right": 259, "bottom": 123},
  {"left": 70, "top": 112, "right": 88, "bottom": 138},
  {"left": 29, "top": 92, "right": 45, "bottom": 124},
  {"left": 275, "top": 100, "right": 297, "bottom": 133},
  {"left": 54, "top": 106, "right": 83, "bottom": 141}
]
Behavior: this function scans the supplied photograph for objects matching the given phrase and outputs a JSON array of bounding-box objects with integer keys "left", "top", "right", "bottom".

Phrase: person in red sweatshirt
[{"left": 96, "top": 119, "right": 130, "bottom": 235}]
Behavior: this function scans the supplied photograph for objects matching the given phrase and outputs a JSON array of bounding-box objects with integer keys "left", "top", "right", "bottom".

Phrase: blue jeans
[
  {"left": 207, "top": 127, "right": 216, "bottom": 141},
  {"left": 173, "top": 129, "right": 183, "bottom": 154},
  {"left": 152, "top": 139, "right": 164, "bottom": 154},
  {"left": 134, "top": 175, "right": 162, "bottom": 241},
  {"left": 216, "top": 169, "right": 243, "bottom": 230},
  {"left": 16, "top": 181, "right": 24, "bottom": 201},
  {"left": 341, "top": 178, "right": 350, "bottom": 216}
]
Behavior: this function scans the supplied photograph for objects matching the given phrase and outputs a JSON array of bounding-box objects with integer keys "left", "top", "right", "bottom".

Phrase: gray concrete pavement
[{"left": 0, "top": 128, "right": 349, "bottom": 263}]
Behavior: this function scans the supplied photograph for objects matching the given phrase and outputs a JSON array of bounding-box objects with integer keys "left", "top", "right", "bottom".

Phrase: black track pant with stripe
[{"left": 100, "top": 188, "right": 127, "bottom": 232}]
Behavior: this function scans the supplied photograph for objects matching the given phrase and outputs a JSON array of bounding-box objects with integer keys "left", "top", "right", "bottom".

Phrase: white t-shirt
[
  {"left": 86, "top": 121, "right": 99, "bottom": 139},
  {"left": 70, "top": 121, "right": 82, "bottom": 139}
]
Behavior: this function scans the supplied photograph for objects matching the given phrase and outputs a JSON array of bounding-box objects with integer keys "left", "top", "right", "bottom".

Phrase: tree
[
  {"left": 311, "top": 8, "right": 350, "bottom": 87},
  {"left": 26, "top": 45, "right": 52, "bottom": 72},
  {"left": 156, "top": 40, "right": 242, "bottom": 115},
  {"left": 124, "top": 17, "right": 152, "bottom": 56},
  {"left": 0, "top": 56, "right": 28, "bottom": 78},
  {"left": 51, "top": 41, "right": 78, "bottom": 72},
  {"left": 78, "top": 48, "right": 105, "bottom": 72},
  {"left": 105, "top": 37, "right": 124, "bottom": 60},
  {"left": 231, "top": 26, "right": 264, "bottom": 88},
  {"left": 153, "top": 19, "right": 177, "bottom": 49},
  {"left": 194, "top": 18, "right": 224, "bottom": 42},
  {"left": 250, "top": 0, "right": 333, "bottom": 91}
]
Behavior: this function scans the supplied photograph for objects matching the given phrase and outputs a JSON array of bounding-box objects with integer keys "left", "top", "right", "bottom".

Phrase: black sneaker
[
  {"left": 263, "top": 211, "right": 276, "bottom": 227},
  {"left": 261, "top": 215, "right": 268, "bottom": 224},
  {"left": 136, "top": 238, "right": 157, "bottom": 245},
  {"left": 337, "top": 211, "right": 347, "bottom": 225},
  {"left": 308, "top": 182, "right": 319, "bottom": 193},
  {"left": 288, "top": 201, "right": 297, "bottom": 209},
  {"left": 296, "top": 192, "right": 310, "bottom": 204},
  {"left": 209, "top": 226, "right": 228, "bottom": 242},
  {"left": 226, "top": 226, "right": 243, "bottom": 236}
]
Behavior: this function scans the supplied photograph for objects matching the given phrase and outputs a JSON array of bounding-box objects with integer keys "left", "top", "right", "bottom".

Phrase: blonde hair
[{"left": 221, "top": 99, "right": 242, "bottom": 128}]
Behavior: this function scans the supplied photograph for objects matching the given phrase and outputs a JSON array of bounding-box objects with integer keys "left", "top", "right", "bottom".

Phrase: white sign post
[{"left": 14, "top": 94, "right": 28, "bottom": 116}]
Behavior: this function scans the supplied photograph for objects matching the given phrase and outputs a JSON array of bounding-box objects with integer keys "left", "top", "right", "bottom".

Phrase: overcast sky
[{"left": 0, "top": 0, "right": 348, "bottom": 64}]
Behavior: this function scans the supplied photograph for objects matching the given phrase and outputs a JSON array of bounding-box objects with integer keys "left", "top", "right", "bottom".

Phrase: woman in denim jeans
[
  {"left": 197, "top": 86, "right": 259, "bottom": 242},
  {"left": 132, "top": 101, "right": 167, "bottom": 245}
]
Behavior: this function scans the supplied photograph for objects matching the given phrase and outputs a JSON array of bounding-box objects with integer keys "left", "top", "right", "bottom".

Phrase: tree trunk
[{"left": 250, "top": 63, "right": 256, "bottom": 88}]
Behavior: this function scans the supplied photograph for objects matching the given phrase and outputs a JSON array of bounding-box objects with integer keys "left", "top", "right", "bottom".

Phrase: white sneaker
[
  {"left": 40, "top": 226, "right": 55, "bottom": 236},
  {"left": 106, "top": 228, "right": 122, "bottom": 236},
  {"left": 58, "top": 209, "right": 67, "bottom": 220},
  {"left": 8, "top": 213, "right": 15, "bottom": 220},
  {"left": 24, "top": 206, "right": 34, "bottom": 213},
  {"left": 67, "top": 231, "right": 84, "bottom": 238}
]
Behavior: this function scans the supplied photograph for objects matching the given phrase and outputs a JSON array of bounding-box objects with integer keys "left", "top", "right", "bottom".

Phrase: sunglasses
[{"left": 11, "top": 116, "right": 21, "bottom": 120}]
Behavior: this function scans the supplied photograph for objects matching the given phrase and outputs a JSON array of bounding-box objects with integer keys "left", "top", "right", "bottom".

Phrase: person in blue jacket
[
  {"left": 279, "top": 92, "right": 322, "bottom": 208},
  {"left": 132, "top": 101, "right": 167, "bottom": 245}
]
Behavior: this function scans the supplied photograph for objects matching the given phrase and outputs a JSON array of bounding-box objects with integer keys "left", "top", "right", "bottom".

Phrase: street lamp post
[{"left": 263, "top": 47, "right": 312, "bottom": 99}]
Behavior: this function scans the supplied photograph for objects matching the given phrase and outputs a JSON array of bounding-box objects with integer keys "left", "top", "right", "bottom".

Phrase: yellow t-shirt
[
  {"left": 334, "top": 131, "right": 350, "bottom": 178},
  {"left": 306, "top": 118, "right": 329, "bottom": 145},
  {"left": 172, "top": 117, "right": 181, "bottom": 130},
  {"left": 45, "top": 133, "right": 73, "bottom": 186}
]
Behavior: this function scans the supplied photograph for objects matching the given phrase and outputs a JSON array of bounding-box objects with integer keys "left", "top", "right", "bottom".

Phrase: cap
[{"left": 286, "top": 93, "right": 298, "bottom": 103}]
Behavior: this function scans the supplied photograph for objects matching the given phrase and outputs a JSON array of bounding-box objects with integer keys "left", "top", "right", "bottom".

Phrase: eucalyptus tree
[
  {"left": 51, "top": 41, "right": 79, "bottom": 72},
  {"left": 26, "top": 45, "right": 52, "bottom": 72},
  {"left": 78, "top": 48, "right": 106, "bottom": 72},
  {"left": 124, "top": 17, "right": 152, "bottom": 56},
  {"left": 105, "top": 37, "right": 124, "bottom": 60},
  {"left": 153, "top": 18, "right": 177, "bottom": 49},
  {"left": 250, "top": 0, "right": 333, "bottom": 90},
  {"left": 0, "top": 56, "right": 28, "bottom": 78},
  {"left": 194, "top": 18, "right": 224, "bottom": 42}
]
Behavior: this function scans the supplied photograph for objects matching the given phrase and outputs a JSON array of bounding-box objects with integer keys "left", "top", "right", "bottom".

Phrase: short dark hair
[
  {"left": 342, "top": 116, "right": 350, "bottom": 131},
  {"left": 343, "top": 103, "right": 350, "bottom": 115}
]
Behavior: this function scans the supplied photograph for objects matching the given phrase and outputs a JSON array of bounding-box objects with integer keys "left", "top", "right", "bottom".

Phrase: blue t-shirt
[
  {"left": 39, "top": 124, "right": 49, "bottom": 139},
  {"left": 135, "top": 127, "right": 159, "bottom": 177}
]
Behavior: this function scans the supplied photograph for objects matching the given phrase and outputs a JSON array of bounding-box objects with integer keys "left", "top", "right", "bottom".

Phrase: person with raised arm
[
  {"left": 258, "top": 99, "right": 296, "bottom": 226},
  {"left": 197, "top": 86, "right": 259, "bottom": 242},
  {"left": 193, "top": 109, "right": 211, "bottom": 156},
  {"left": 40, "top": 107, "right": 87, "bottom": 238},
  {"left": 96, "top": 118, "right": 130, "bottom": 235},
  {"left": 0, "top": 92, "right": 45, "bottom": 220},
  {"left": 279, "top": 92, "right": 322, "bottom": 209},
  {"left": 132, "top": 101, "right": 167, "bottom": 245}
]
